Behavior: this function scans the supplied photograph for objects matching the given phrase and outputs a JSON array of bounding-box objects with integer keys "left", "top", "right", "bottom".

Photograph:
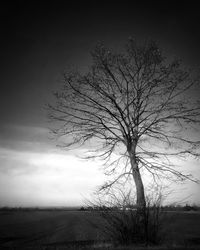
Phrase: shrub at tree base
[{"left": 98, "top": 205, "right": 163, "bottom": 246}]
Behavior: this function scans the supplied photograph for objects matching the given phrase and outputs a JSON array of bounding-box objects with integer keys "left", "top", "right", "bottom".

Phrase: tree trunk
[
  {"left": 129, "top": 150, "right": 146, "bottom": 211},
  {"left": 132, "top": 167, "right": 146, "bottom": 210},
  {"left": 129, "top": 149, "right": 147, "bottom": 242}
]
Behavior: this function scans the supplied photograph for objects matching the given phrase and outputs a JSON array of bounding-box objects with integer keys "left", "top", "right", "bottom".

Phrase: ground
[{"left": 0, "top": 209, "right": 200, "bottom": 249}]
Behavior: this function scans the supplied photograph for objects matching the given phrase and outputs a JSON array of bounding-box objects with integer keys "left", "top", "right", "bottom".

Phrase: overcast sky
[{"left": 0, "top": 1, "right": 200, "bottom": 207}]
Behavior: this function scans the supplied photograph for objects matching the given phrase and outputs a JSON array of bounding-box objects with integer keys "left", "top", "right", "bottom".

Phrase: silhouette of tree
[{"left": 48, "top": 39, "right": 200, "bottom": 213}]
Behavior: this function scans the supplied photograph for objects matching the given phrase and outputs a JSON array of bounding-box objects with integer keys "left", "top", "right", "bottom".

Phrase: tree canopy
[{"left": 49, "top": 39, "right": 200, "bottom": 209}]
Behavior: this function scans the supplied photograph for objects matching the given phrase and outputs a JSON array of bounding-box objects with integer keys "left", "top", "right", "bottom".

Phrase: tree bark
[
  {"left": 128, "top": 148, "right": 147, "bottom": 241},
  {"left": 129, "top": 150, "right": 146, "bottom": 211}
]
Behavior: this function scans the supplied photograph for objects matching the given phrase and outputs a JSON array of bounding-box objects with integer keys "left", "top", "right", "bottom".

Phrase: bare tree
[{"left": 48, "top": 39, "right": 200, "bottom": 213}]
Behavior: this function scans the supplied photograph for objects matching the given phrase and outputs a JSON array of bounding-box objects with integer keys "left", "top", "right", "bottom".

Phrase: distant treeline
[
  {"left": 80, "top": 204, "right": 200, "bottom": 212},
  {"left": 161, "top": 204, "right": 200, "bottom": 212},
  {"left": 0, "top": 204, "right": 199, "bottom": 212},
  {"left": 0, "top": 206, "right": 81, "bottom": 211}
]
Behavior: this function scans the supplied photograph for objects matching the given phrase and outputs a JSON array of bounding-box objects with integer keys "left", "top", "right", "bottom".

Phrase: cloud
[
  {"left": 0, "top": 123, "right": 199, "bottom": 206},
  {"left": 0, "top": 123, "right": 54, "bottom": 152},
  {"left": 0, "top": 145, "right": 105, "bottom": 206},
  {"left": 0, "top": 123, "right": 106, "bottom": 206},
  {"left": 0, "top": 147, "right": 37, "bottom": 174}
]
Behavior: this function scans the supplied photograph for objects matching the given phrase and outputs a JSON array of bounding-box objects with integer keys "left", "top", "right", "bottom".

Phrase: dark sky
[
  {"left": 1, "top": 1, "right": 200, "bottom": 127},
  {"left": 0, "top": 1, "right": 200, "bottom": 206}
]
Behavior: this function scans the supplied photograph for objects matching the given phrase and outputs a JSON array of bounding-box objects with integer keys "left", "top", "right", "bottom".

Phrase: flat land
[{"left": 0, "top": 210, "right": 200, "bottom": 249}]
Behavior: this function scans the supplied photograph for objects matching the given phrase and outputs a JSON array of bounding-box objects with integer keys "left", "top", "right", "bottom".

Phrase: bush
[
  {"left": 87, "top": 188, "right": 164, "bottom": 246},
  {"left": 99, "top": 204, "right": 163, "bottom": 246}
]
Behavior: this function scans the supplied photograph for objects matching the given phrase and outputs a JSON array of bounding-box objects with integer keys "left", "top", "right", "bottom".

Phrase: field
[{"left": 0, "top": 209, "right": 200, "bottom": 249}]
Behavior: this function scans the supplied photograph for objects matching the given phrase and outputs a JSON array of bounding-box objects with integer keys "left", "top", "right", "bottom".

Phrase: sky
[{"left": 0, "top": 1, "right": 200, "bottom": 207}]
